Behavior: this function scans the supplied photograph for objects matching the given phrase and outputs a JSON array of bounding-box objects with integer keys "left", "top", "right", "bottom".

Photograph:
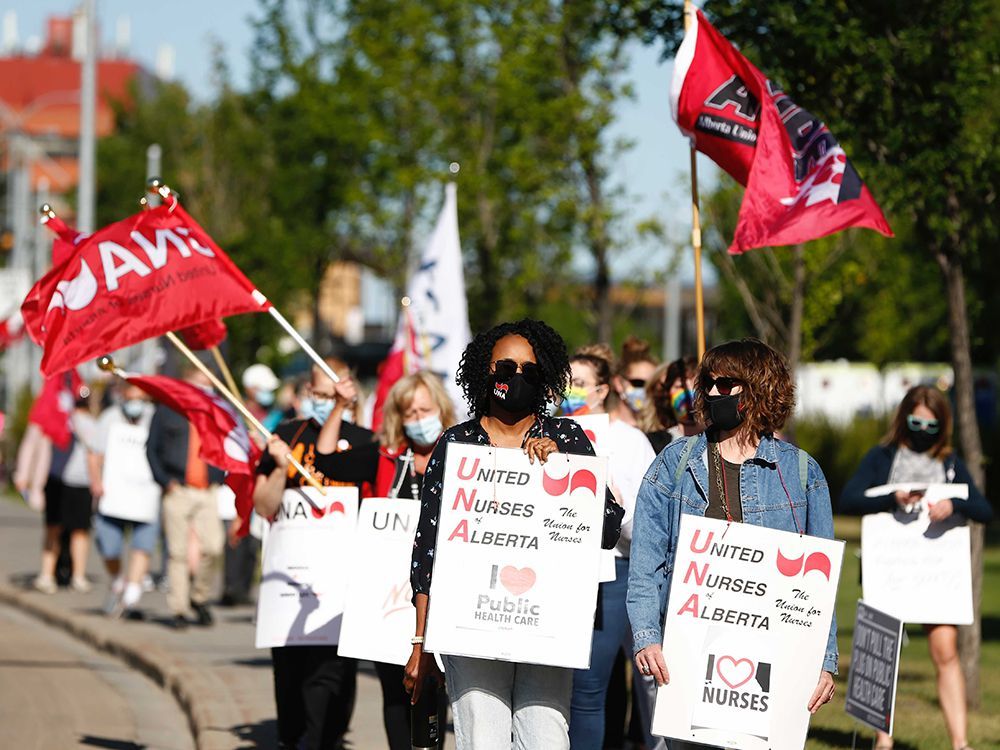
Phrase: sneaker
[
  {"left": 33, "top": 576, "right": 57, "bottom": 594},
  {"left": 70, "top": 577, "right": 92, "bottom": 593},
  {"left": 122, "top": 609, "right": 146, "bottom": 622},
  {"left": 141, "top": 574, "right": 155, "bottom": 593},
  {"left": 190, "top": 601, "right": 214, "bottom": 627}
]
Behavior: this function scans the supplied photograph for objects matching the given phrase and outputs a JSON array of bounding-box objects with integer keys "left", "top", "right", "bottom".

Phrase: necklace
[{"left": 711, "top": 441, "right": 735, "bottom": 523}]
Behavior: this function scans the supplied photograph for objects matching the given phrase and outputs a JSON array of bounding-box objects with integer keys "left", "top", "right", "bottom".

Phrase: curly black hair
[{"left": 456, "top": 319, "right": 570, "bottom": 418}]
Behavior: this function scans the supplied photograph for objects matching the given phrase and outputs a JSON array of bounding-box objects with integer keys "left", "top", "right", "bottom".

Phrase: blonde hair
[{"left": 378, "top": 371, "right": 457, "bottom": 448}]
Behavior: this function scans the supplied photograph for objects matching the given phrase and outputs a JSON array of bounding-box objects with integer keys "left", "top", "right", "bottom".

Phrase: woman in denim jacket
[{"left": 627, "top": 339, "right": 838, "bottom": 748}]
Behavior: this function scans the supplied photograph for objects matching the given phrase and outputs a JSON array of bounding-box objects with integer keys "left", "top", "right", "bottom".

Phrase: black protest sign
[{"left": 845, "top": 600, "right": 903, "bottom": 734}]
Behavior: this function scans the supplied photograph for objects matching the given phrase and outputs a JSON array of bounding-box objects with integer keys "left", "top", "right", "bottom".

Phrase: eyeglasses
[
  {"left": 702, "top": 375, "right": 744, "bottom": 396},
  {"left": 907, "top": 415, "right": 940, "bottom": 434},
  {"left": 627, "top": 378, "right": 646, "bottom": 389},
  {"left": 493, "top": 359, "right": 542, "bottom": 386}
]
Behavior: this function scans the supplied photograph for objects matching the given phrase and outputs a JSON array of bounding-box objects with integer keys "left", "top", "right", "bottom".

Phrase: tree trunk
[
  {"left": 784, "top": 245, "right": 806, "bottom": 441},
  {"left": 935, "top": 246, "right": 985, "bottom": 708}
]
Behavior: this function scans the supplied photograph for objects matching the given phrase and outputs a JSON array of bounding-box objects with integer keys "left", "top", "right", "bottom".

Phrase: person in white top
[
  {"left": 89, "top": 383, "right": 161, "bottom": 618},
  {"left": 562, "top": 344, "right": 661, "bottom": 750}
]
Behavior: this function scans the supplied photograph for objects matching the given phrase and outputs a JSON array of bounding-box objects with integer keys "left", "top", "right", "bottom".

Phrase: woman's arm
[
  {"left": 626, "top": 471, "right": 672, "bottom": 653},
  {"left": 838, "top": 446, "right": 892, "bottom": 515},
  {"left": 410, "top": 436, "right": 450, "bottom": 603},
  {"left": 253, "top": 436, "right": 290, "bottom": 518}
]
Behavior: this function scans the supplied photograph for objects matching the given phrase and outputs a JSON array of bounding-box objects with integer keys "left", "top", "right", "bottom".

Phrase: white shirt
[{"left": 606, "top": 419, "right": 656, "bottom": 558}]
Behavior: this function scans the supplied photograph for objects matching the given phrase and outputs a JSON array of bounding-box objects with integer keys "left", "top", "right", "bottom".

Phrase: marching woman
[
  {"left": 405, "top": 320, "right": 624, "bottom": 750},
  {"left": 627, "top": 338, "right": 839, "bottom": 750},
  {"left": 610, "top": 336, "right": 659, "bottom": 428},
  {"left": 563, "top": 345, "right": 659, "bottom": 749},
  {"left": 840, "top": 385, "right": 992, "bottom": 750},
  {"left": 371, "top": 371, "right": 456, "bottom": 750}
]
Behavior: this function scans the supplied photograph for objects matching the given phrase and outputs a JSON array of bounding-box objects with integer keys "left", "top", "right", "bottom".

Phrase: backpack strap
[
  {"left": 673, "top": 437, "right": 697, "bottom": 485},
  {"left": 798, "top": 448, "right": 808, "bottom": 492}
]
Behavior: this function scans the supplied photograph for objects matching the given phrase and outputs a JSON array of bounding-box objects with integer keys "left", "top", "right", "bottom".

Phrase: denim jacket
[{"left": 626, "top": 433, "right": 839, "bottom": 674}]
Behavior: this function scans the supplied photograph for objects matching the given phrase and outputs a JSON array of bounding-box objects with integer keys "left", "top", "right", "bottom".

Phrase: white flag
[{"left": 403, "top": 183, "right": 471, "bottom": 414}]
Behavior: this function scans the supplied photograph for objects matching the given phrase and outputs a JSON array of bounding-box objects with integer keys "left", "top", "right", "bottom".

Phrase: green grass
[{"left": 806, "top": 518, "right": 1000, "bottom": 750}]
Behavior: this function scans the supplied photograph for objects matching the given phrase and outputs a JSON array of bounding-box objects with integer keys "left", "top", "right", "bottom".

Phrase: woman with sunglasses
[
  {"left": 611, "top": 336, "right": 659, "bottom": 428},
  {"left": 627, "top": 339, "right": 839, "bottom": 749},
  {"left": 840, "top": 385, "right": 991, "bottom": 750},
  {"left": 405, "top": 320, "right": 624, "bottom": 750}
]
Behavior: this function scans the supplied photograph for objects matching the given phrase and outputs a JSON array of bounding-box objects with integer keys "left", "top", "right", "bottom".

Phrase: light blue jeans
[{"left": 443, "top": 654, "right": 572, "bottom": 750}]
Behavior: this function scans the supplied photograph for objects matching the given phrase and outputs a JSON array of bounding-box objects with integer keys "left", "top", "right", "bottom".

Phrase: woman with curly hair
[
  {"left": 627, "top": 338, "right": 839, "bottom": 749},
  {"left": 405, "top": 319, "right": 624, "bottom": 750}
]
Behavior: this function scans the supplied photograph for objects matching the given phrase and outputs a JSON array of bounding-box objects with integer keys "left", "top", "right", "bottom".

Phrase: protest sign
[
  {"left": 255, "top": 487, "right": 358, "bottom": 648},
  {"left": 98, "top": 422, "right": 161, "bottom": 524},
  {"left": 861, "top": 509, "right": 973, "bottom": 625},
  {"left": 845, "top": 601, "right": 903, "bottom": 734},
  {"left": 565, "top": 414, "right": 616, "bottom": 582},
  {"left": 424, "top": 443, "right": 607, "bottom": 668},
  {"left": 338, "top": 498, "right": 421, "bottom": 665},
  {"left": 653, "top": 515, "right": 844, "bottom": 750}
]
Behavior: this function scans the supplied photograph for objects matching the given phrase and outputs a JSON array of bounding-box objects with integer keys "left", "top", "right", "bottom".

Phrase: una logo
[
  {"left": 493, "top": 381, "right": 510, "bottom": 400},
  {"left": 703, "top": 654, "right": 771, "bottom": 712},
  {"left": 776, "top": 550, "right": 831, "bottom": 580},
  {"left": 541, "top": 464, "right": 597, "bottom": 498}
]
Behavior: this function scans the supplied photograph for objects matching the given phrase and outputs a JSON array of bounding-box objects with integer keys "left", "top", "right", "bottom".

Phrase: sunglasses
[
  {"left": 702, "top": 375, "right": 744, "bottom": 396},
  {"left": 906, "top": 415, "right": 940, "bottom": 434},
  {"left": 493, "top": 359, "right": 542, "bottom": 386},
  {"left": 627, "top": 378, "right": 647, "bottom": 389}
]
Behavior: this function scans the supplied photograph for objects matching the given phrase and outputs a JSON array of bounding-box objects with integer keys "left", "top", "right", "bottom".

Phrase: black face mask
[
  {"left": 490, "top": 373, "right": 539, "bottom": 415},
  {"left": 907, "top": 428, "right": 938, "bottom": 454},
  {"left": 706, "top": 393, "right": 744, "bottom": 432}
]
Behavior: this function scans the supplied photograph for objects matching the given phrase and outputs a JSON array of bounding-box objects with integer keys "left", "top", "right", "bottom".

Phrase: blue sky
[{"left": 3, "top": 1, "right": 717, "bottom": 283}]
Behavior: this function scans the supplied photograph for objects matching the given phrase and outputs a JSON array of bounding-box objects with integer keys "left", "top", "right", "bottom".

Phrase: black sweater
[{"left": 839, "top": 444, "right": 993, "bottom": 523}]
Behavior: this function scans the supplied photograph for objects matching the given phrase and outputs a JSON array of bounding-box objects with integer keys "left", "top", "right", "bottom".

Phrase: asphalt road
[{"left": 0, "top": 600, "right": 195, "bottom": 750}]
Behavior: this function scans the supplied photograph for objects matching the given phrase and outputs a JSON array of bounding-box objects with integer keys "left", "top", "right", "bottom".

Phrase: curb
[{"left": 0, "top": 582, "right": 245, "bottom": 750}]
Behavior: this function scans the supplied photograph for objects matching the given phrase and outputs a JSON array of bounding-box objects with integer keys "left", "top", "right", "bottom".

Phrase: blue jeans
[
  {"left": 443, "top": 654, "right": 572, "bottom": 750},
  {"left": 570, "top": 557, "right": 662, "bottom": 749}
]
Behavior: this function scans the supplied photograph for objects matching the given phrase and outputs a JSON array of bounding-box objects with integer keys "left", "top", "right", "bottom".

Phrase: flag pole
[
  {"left": 684, "top": 0, "right": 707, "bottom": 361},
  {"left": 149, "top": 335, "right": 326, "bottom": 495},
  {"left": 209, "top": 345, "right": 242, "bottom": 401}
]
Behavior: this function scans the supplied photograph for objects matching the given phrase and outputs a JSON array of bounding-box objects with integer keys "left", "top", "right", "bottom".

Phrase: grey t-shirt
[{"left": 60, "top": 411, "right": 98, "bottom": 487}]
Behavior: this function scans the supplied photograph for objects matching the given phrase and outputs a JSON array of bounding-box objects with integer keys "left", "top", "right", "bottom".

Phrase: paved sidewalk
[{"left": 0, "top": 495, "right": 413, "bottom": 750}]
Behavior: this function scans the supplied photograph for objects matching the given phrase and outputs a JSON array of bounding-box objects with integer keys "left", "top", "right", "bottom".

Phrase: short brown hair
[
  {"left": 882, "top": 385, "right": 953, "bottom": 459},
  {"left": 694, "top": 338, "right": 794, "bottom": 437}
]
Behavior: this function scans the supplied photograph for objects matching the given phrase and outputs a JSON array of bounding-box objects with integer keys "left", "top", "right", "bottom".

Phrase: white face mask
[{"left": 404, "top": 414, "right": 443, "bottom": 447}]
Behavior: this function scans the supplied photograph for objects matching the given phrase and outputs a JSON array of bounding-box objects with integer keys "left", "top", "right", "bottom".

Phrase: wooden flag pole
[
  {"left": 209, "top": 345, "right": 242, "bottom": 401},
  {"left": 159, "top": 333, "right": 326, "bottom": 495},
  {"left": 684, "top": 0, "right": 707, "bottom": 361}
]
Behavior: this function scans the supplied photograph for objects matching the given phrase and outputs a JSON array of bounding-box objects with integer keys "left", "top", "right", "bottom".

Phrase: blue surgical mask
[
  {"left": 302, "top": 397, "right": 335, "bottom": 426},
  {"left": 122, "top": 399, "right": 145, "bottom": 420},
  {"left": 623, "top": 387, "right": 646, "bottom": 413},
  {"left": 256, "top": 390, "right": 276, "bottom": 407},
  {"left": 404, "top": 414, "right": 443, "bottom": 447}
]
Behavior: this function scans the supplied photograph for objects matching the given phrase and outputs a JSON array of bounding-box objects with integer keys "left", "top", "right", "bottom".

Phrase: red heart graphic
[
  {"left": 716, "top": 656, "right": 755, "bottom": 690},
  {"left": 500, "top": 566, "right": 536, "bottom": 596}
]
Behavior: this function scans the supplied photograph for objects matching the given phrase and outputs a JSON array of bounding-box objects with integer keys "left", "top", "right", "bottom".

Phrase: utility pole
[{"left": 77, "top": 0, "right": 97, "bottom": 233}]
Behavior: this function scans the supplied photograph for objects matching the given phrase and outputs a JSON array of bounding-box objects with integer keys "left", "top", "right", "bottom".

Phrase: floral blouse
[{"left": 410, "top": 416, "right": 625, "bottom": 600}]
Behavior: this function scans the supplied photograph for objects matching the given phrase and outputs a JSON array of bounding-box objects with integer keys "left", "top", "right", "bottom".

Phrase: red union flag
[
  {"left": 125, "top": 373, "right": 261, "bottom": 530},
  {"left": 43, "top": 214, "right": 89, "bottom": 267},
  {"left": 179, "top": 318, "right": 228, "bottom": 350},
  {"left": 671, "top": 10, "right": 892, "bottom": 253},
  {"left": 21, "top": 198, "right": 269, "bottom": 375},
  {"left": 29, "top": 370, "right": 83, "bottom": 449}
]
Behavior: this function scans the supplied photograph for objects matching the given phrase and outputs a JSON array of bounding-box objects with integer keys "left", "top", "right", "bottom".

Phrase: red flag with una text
[
  {"left": 125, "top": 373, "right": 261, "bottom": 535},
  {"left": 671, "top": 9, "right": 892, "bottom": 253},
  {"left": 21, "top": 197, "right": 269, "bottom": 375},
  {"left": 29, "top": 370, "right": 83, "bottom": 449}
]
